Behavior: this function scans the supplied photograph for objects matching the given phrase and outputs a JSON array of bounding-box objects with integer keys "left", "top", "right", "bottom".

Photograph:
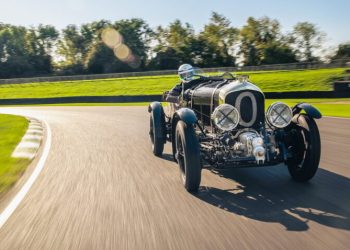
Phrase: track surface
[{"left": 0, "top": 107, "right": 349, "bottom": 249}]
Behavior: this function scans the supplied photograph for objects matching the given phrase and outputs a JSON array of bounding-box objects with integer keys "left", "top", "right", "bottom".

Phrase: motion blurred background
[
  {"left": 0, "top": 0, "right": 349, "bottom": 78},
  {"left": 1, "top": 2, "right": 350, "bottom": 249}
]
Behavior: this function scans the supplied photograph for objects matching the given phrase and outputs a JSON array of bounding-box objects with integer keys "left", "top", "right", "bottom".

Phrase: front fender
[
  {"left": 171, "top": 108, "right": 197, "bottom": 159},
  {"left": 173, "top": 108, "right": 197, "bottom": 125},
  {"left": 292, "top": 103, "right": 322, "bottom": 119},
  {"left": 148, "top": 101, "right": 162, "bottom": 113}
]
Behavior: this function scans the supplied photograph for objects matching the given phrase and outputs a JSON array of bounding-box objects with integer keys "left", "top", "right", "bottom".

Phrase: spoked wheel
[
  {"left": 286, "top": 114, "right": 321, "bottom": 182},
  {"left": 175, "top": 121, "right": 201, "bottom": 192},
  {"left": 149, "top": 112, "right": 165, "bottom": 156}
]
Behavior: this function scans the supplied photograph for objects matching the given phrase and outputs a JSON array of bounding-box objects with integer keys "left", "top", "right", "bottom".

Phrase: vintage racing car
[{"left": 148, "top": 68, "right": 322, "bottom": 192}]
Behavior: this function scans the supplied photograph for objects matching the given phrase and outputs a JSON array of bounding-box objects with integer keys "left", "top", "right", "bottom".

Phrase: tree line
[{"left": 0, "top": 12, "right": 349, "bottom": 78}]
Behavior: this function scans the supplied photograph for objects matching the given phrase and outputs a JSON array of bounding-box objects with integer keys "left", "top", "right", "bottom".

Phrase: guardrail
[{"left": 1, "top": 58, "right": 349, "bottom": 85}]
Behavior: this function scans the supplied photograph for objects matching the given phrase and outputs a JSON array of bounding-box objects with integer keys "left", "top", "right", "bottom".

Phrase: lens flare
[
  {"left": 101, "top": 28, "right": 123, "bottom": 49},
  {"left": 102, "top": 28, "right": 141, "bottom": 69},
  {"left": 127, "top": 55, "right": 142, "bottom": 69},
  {"left": 113, "top": 44, "right": 131, "bottom": 61}
]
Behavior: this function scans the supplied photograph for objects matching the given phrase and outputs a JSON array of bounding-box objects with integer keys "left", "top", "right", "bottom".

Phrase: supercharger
[{"left": 234, "top": 131, "right": 266, "bottom": 164}]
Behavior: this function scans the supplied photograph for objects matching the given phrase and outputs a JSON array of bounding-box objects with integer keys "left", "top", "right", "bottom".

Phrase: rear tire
[
  {"left": 287, "top": 114, "right": 321, "bottom": 182},
  {"left": 175, "top": 121, "right": 201, "bottom": 192},
  {"left": 149, "top": 112, "right": 165, "bottom": 156}
]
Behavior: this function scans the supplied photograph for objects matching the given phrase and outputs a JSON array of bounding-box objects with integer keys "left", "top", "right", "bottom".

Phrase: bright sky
[{"left": 1, "top": 0, "right": 349, "bottom": 48}]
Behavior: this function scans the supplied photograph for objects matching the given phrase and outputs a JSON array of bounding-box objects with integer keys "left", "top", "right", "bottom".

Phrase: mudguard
[
  {"left": 171, "top": 108, "right": 198, "bottom": 160},
  {"left": 173, "top": 108, "right": 198, "bottom": 125},
  {"left": 148, "top": 101, "right": 163, "bottom": 114},
  {"left": 292, "top": 103, "right": 322, "bottom": 119}
]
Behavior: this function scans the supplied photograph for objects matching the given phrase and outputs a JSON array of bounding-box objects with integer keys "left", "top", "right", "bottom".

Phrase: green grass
[
  {"left": 0, "top": 114, "right": 29, "bottom": 197},
  {"left": 0, "top": 68, "right": 347, "bottom": 99},
  {"left": 241, "top": 68, "right": 346, "bottom": 91}
]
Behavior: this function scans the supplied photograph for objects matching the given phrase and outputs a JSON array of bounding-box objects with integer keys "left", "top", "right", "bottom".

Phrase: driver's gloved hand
[
  {"left": 168, "top": 84, "right": 182, "bottom": 96},
  {"left": 166, "top": 84, "right": 182, "bottom": 103}
]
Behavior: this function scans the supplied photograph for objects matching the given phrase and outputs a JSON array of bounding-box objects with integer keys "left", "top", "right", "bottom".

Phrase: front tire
[
  {"left": 175, "top": 121, "right": 201, "bottom": 192},
  {"left": 149, "top": 111, "right": 165, "bottom": 156},
  {"left": 287, "top": 114, "right": 321, "bottom": 182}
]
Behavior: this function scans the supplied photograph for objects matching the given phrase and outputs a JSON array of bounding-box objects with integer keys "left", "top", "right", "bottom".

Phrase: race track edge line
[{"left": 0, "top": 119, "right": 52, "bottom": 229}]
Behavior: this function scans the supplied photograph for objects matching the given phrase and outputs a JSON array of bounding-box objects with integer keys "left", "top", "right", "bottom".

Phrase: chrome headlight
[
  {"left": 212, "top": 104, "right": 240, "bottom": 131},
  {"left": 266, "top": 102, "right": 293, "bottom": 128}
]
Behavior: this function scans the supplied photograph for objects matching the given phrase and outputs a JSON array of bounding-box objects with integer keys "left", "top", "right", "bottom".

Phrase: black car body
[{"left": 148, "top": 72, "right": 322, "bottom": 192}]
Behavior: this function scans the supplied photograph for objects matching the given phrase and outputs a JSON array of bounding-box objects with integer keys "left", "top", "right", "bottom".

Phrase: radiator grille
[{"left": 225, "top": 90, "right": 265, "bottom": 129}]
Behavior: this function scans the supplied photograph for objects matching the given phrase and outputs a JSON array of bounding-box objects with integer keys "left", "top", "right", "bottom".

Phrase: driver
[{"left": 166, "top": 64, "right": 197, "bottom": 102}]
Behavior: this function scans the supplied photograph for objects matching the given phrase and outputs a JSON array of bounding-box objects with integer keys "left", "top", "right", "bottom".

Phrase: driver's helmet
[{"left": 178, "top": 64, "right": 194, "bottom": 82}]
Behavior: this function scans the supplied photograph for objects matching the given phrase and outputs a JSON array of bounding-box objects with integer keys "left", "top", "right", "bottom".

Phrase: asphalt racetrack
[{"left": 0, "top": 106, "right": 349, "bottom": 249}]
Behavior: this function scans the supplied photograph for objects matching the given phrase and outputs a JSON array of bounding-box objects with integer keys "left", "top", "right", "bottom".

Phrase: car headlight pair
[{"left": 212, "top": 102, "right": 293, "bottom": 131}]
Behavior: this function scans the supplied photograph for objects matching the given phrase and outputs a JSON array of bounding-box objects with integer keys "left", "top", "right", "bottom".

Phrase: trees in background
[
  {"left": 291, "top": 22, "right": 325, "bottom": 62},
  {"left": 0, "top": 24, "right": 31, "bottom": 78},
  {"left": 197, "top": 12, "right": 238, "bottom": 67},
  {"left": 239, "top": 17, "right": 297, "bottom": 66},
  {"left": 57, "top": 19, "right": 152, "bottom": 74},
  {"left": 0, "top": 24, "right": 58, "bottom": 78},
  {"left": 85, "top": 18, "right": 153, "bottom": 74},
  {"left": 1, "top": 14, "right": 345, "bottom": 78},
  {"left": 149, "top": 20, "right": 195, "bottom": 69},
  {"left": 57, "top": 20, "right": 110, "bottom": 74},
  {"left": 332, "top": 43, "right": 350, "bottom": 59},
  {"left": 150, "top": 12, "right": 238, "bottom": 69}
]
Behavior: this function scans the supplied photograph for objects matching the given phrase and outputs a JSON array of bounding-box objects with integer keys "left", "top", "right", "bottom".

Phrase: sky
[{"left": 1, "top": 0, "right": 349, "bottom": 48}]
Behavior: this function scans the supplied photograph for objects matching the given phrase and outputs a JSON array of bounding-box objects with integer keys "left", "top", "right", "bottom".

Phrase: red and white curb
[{"left": 11, "top": 118, "right": 43, "bottom": 160}]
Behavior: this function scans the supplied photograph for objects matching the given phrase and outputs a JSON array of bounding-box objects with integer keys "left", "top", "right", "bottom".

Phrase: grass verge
[
  {"left": 0, "top": 68, "right": 347, "bottom": 99},
  {"left": 0, "top": 114, "right": 29, "bottom": 198}
]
